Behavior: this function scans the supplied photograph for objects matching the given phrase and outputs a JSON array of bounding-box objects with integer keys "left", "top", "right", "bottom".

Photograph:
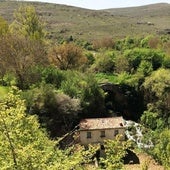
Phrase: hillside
[{"left": 0, "top": 1, "right": 170, "bottom": 41}]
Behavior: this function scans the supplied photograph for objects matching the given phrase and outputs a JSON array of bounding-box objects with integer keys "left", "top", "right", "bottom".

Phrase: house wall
[{"left": 80, "top": 128, "right": 125, "bottom": 145}]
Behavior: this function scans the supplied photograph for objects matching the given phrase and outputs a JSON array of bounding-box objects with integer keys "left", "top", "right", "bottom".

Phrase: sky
[{"left": 21, "top": 0, "right": 170, "bottom": 9}]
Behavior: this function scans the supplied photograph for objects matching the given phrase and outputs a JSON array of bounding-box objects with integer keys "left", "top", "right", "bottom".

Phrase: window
[
  {"left": 87, "top": 131, "right": 91, "bottom": 138},
  {"left": 114, "top": 129, "right": 119, "bottom": 136},
  {"left": 100, "top": 131, "right": 105, "bottom": 138}
]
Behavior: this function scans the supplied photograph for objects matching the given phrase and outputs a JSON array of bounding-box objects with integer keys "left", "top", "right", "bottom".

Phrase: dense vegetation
[{"left": 0, "top": 3, "right": 170, "bottom": 169}]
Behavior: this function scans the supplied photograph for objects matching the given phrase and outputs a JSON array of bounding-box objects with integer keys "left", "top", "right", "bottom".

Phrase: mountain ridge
[{"left": 0, "top": 1, "right": 170, "bottom": 41}]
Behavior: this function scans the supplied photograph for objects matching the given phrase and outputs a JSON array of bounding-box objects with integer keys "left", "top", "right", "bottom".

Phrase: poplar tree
[{"left": 10, "top": 5, "right": 45, "bottom": 41}]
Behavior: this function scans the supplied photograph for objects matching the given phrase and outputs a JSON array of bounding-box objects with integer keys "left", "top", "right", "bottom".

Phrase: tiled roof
[{"left": 79, "top": 117, "right": 125, "bottom": 130}]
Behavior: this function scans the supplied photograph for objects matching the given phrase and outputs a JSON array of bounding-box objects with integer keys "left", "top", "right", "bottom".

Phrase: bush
[
  {"left": 92, "top": 37, "right": 115, "bottom": 50},
  {"left": 124, "top": 48, "right": 165, "bottom": 72},
  {"left": 91, "top": 51, "right": 115, "bottom": 73}
]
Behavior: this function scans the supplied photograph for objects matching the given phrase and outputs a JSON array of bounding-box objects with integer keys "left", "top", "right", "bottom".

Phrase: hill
[{"left": 0, "top": 1, "right": 170, "bottom": 41}]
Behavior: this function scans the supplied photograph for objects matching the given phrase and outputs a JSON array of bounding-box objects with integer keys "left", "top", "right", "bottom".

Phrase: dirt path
[{"left": 124, "top": 151, "right": 164, "bottom": 170}]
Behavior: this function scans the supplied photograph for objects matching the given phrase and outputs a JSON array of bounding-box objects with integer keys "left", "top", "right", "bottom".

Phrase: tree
[
  {"left": 143, "top": 68, "right": 170, "bottom": 101},
  {"left": 10, "top": 5, "right": 45, "bottom": 41},
  {"left": 81, "top": 74, "right": 105, "bottom": 117},
  {"left": 143, "top": 68, "right": 170, "bottom": 128},
  {"left": 48, "top": 43, "right": 87, "bottom": 70},
  {"left": 0, "top": 34, "right": 47, "bottom": 89},
  {"left": 137, "top": 60, "right": 153, "bottom": 76},
  {"left": 22, "top": 83, "right": 81, "bottom": 136},
  {"left": 124, "top": 48, "right": 165, "bottom": 72},
  {"left": 0, "top": 87, "right": 98, "bottom": 169},
  {"left": 100, "top": 136, "right": 131, "bottom": 169},
  {"left": 152, "top": 129, "right": 170, "bottom": 168},
  {"left": 0, "top": 87, "right": 57, "bottom": 169},
  {"left": 115, "top": 55, "right": 130, "bottom": 74},
  {"left": 91, "top": 51, "right": 115, "bottom": 73}
]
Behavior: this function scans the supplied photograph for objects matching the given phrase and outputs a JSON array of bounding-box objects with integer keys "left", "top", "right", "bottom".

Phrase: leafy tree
[
  {"left": 124, "top": 36, "right": 138, "bottom": 49},
  {"left": 0, "top": 87, "right": 97, "bottom": 169},
  {"left": 0, "top": 17, "right": 9, "bottom": 83},
  {"left": 143, "top": 68, "right": 170, "bottom": 128},
  {"left": 10, "top": 5, "right": 45, "bottom": 41},
  {"left": 41, "top": 66, "right": 66, "bottom": 88},
  {"left": 22, "top": 83, "right": 81, "bottom": 136},
  {"left": 59, "top": 71, "right": 82, "bottom": 98},
  {"left": 81, "top": 74, "right": 105, "bottom": 117},
  {"left": 0, "top": 34, "right": 47, "bottom": 89},
  {"left": 124, "top": 48, "right": 165, "bottom": 72},
  {"left": 137, "top": 60, "right": 153, "bottom": 76},
  {"left": 49, "top": 43, "right": 87, "bottom": 70},
  {"left": 91, "top": 51, "right": 115, "bottom": 73},
  {"left": 100, "top": 136, "right": 131, "bottom": 169},
  {"left": 143, "top": 68, "right": 170, "bottom": 100},
  {"left": 141, "top": 110, "right": 162, "bottom": 130},
  {"left": 115, "top": 55, "right": 130, "bottom": 74},
  {"left": 0, "top": 87, "right": 57, "bottom": 169},
  {"left": 152, "top": 129, "right": 170, "bottom": 169}
]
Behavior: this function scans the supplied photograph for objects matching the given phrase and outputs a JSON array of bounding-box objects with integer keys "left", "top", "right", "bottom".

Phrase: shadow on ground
[{"left": 124, "top": 149, "right": 140, "bottom": 164}]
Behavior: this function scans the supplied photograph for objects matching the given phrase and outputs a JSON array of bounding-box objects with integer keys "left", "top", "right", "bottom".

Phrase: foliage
[
  {"left": 91, "top": 51, "right": 115, "bottom": 73},
  {"left": 152, "top": 129, "right": 170, "bottom": 169},
  {"left": 60, "top": 71, "right": 82, "bottom": 98},
  {"left": 163, "top": 55, "right": 170, "bottom": 68},
  {"left": 115, "top": 55, "right": 130, "bottom": 74},
  {"left": 124, "top": 48, "right": 165, "bottom": 72},
  {"left": 137, "top": 60, "right": 153, "bottom": 76},
  {"left": 81, "top": 74, "right": 105, "bottom": 117},
  {"left": 84, "top": 52, "right": 95, "bottom": 66},
  {"left": 0, "top": 87, "right": 99, "bottom": 169},
  {"left": 0, "top": 86, "right": 9, "bottom": 100},
  {"left": 22, "top": 83, "right": 81, "bottom": 136},
  {"left": 141, "top": 110, "right": 160, "bottom": 130},
  {"left": 48, "top": 43, "right": 87, "bottom": 70},
  {"left": 92, "top": 37, "right": 115, "bottom": 50},
  {"left": 140, "top": 36, "right": 152, "bottom": 48},
  {"left": 100, "top": 136, "right": 132, "bottom": 169},
  {"left": 10, "top": 5, "right": 46, "bottom": 41},
  {"left": 0, "top": 34, "right": 47, "bottom": 89},
  {"left": 143, "top": 68, "right": 170, "bottom": 99},
  {"left": 114, "top": 37, "right": 141, "bottom": 51},
  {"left": 41, "top": 66, "right": 66, "bottom": 88},
  {"left": 0, "top": 16, "right": 8, "bottom": 36},
  {"left": 1, "top": 4, "right": 170, "bottom": 166},
  {"left": 148, "top": 37, "right": 162, "bottom": 49},
  {"left": 0, "top": 87, "right": 56, "bottom": 169},
  {"left": 143, "top": 68, "right": 170, "bottom": 128},
  {"left": 95, "top": 73, "right": 118, "bottom": 84}
]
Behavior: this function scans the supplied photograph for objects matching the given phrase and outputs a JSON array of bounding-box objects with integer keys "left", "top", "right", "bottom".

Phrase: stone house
[{"left": 79, "top": 117, "right": 125, "bottom": 145}]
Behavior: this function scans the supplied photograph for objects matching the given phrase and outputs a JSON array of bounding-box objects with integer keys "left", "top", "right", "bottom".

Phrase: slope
[{"left": 0, "top": 1, "right": 170, "bottom": 41}]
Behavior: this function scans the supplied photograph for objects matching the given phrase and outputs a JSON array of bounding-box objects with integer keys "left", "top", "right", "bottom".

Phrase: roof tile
[{"left": 80, "top": 117, "right": 124, "bottom": 130}]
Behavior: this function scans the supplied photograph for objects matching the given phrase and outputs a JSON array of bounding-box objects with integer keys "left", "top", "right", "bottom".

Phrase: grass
[
  {"left": 0, "top": 1, "right": 170, "bottom": 41},
  {"left": 95, "top": 73, "right": 118, "bottom": 84}
]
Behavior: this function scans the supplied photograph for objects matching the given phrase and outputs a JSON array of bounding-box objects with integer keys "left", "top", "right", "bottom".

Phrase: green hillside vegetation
[
  {"left": 0, "top": 2, "right": 170, "bottom": 169},
  {"left": 0, "top": 1, "right": 170, "bottom": 41}
]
